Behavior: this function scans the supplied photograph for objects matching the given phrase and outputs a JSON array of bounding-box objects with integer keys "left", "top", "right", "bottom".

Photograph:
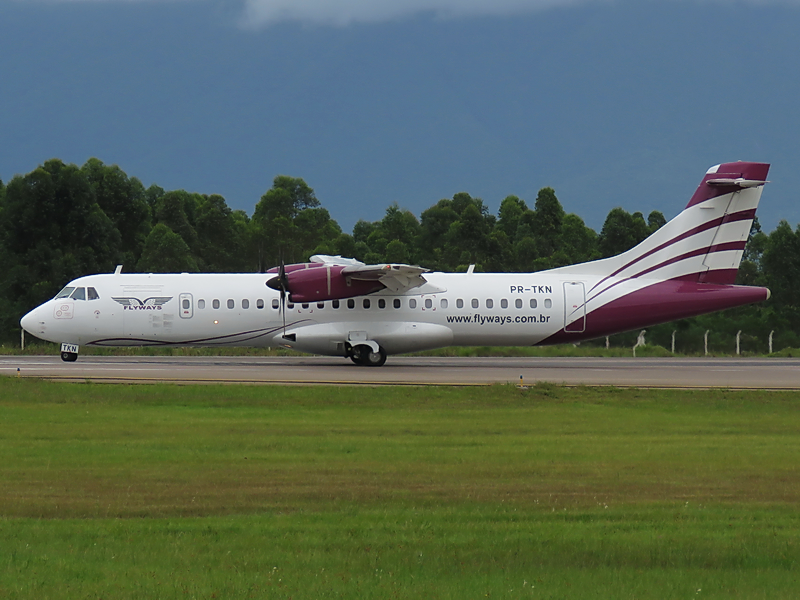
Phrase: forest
[{"left": 0, "top": 157, "right": 796, "bottom": 353}]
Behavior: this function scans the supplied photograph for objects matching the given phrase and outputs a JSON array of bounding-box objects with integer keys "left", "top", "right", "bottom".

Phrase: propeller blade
[{"left": 279, "top": 259, "right": 288, "bottom": 339}]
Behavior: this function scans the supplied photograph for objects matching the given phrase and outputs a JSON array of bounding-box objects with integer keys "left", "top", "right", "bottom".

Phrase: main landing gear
[{"left": 349, "top": 344, "right": 387, "bottom": 367}]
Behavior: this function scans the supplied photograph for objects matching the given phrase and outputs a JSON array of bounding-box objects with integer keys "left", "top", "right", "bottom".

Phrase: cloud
[
  {"left": 16, "top": 0, "right": 800, "bottom": 27},
  {"left": 240, "top": 0, "right": 591, "bottom": 27}
]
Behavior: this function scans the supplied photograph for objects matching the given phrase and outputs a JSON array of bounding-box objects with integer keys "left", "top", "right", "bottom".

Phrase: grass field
[{"left": 1, "top": 378, "right": 799, "bottom": 598}]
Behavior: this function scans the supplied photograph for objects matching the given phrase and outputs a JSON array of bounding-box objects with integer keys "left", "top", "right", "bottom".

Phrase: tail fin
[
  {"left": 551, "top": 161, "right": 769, "bottom": 284},
  {"left": 541, "top": 162, "right": 770, "bottom": 343}
]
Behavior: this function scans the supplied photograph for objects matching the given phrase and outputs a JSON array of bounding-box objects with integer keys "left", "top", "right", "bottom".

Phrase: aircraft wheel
[
  {"left": 60, "top": 351, "right": 78, "bottom": 362},
  {"left": 349, "top": 345, "right": 387, "bottom": 367},
  {"left": 362, "top": 346, "right": 387, "bottom": 367}
]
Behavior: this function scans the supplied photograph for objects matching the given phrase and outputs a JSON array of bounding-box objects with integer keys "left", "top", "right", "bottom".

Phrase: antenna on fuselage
[{"left": 114, "top": 265, "right": 123, "bottom": 275}]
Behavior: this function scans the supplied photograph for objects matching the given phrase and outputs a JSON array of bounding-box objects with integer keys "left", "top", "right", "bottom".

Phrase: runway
[{"left": 3, "top": 355, "right": 800, "bottom": 388}]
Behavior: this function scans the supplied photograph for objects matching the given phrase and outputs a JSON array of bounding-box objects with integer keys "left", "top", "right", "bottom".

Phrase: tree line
[{"left": 0, "top": 157, "right": 797, "bottom": 352}]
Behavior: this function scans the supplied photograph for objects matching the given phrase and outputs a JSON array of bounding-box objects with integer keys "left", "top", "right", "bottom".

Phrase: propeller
[
  {"left": 266, "top": 257, "right": 291, "bottom": 340},
  {"left": 278, "top": 260, "right": 288, "bottom": 339}
]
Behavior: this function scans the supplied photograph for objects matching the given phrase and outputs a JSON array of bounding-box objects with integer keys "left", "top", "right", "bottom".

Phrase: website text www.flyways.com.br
[{"left": 446, "top": 314, "right": 552, "bottom": 325}]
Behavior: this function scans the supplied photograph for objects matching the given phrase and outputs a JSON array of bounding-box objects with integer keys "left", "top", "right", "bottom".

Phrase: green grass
[{"left": 1, "top": 379, "right": 800, "bottom": 598}]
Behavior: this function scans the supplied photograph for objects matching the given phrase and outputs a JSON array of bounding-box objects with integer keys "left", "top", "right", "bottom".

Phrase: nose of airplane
[{"left": 20, "top": 307, "right": 39, "bottom": 333}]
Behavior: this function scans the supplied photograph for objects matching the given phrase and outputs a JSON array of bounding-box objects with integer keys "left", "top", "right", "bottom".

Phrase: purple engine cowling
[{"left": 267, "top": 264, "right": 384, "bottom": 302}]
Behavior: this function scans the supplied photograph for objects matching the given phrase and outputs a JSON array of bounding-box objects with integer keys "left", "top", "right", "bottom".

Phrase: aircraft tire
[
  {"left": 350, "top": 345, "right": 387, "bottom": 367},
  {"left": 60, "top": 351, "right": 78, "bottom": 362},
  {"left": 362, "top": 346, "right": 387, "bottom": 367}
]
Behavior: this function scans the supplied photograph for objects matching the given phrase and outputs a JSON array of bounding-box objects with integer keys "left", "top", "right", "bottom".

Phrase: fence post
[
  {"left": 605, "top": 336, "right": 609, "bottom": 350},
  {"left": 671, "top": 330, "right": 676, "bottom": 354},
  {"left": 21, "top": 329, "right": 25, "bottom": 351},
  {"left": 704, "top": 330, "right": 710, "bottom": 356},
  {"left": 769, "top": 330, "right": 774, "bottom": 354},
  {"left": 736, "top": 330, "right": 741, "bottom": 355}
]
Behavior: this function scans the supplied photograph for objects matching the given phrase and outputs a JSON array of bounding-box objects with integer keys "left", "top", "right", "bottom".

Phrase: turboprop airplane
[{"left": 20, "top": 161, "right": 771, "bottom": 366}]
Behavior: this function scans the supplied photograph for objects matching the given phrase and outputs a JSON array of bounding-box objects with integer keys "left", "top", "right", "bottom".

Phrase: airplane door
[
  {"left": 179, "top": 293, "right": 193, "bottom": 319},
  {"left": 563, "top": 282, "right": 586, "bottom": 333}
]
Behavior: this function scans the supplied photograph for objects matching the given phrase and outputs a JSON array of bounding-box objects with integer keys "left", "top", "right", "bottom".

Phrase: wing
[
  {"left": 310, "top": 255, "right": 430, "bottom": 293},
  {"left": 342, "top": 263, "right": 430, "bottom": 293},
  {"left": 309, "top": 254, "right": 365, "bottom": 267}
]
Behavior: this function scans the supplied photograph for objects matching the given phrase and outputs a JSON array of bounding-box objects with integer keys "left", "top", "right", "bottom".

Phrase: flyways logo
[{"left": 112, "top": 297, "right": 173, "bottom": 310}]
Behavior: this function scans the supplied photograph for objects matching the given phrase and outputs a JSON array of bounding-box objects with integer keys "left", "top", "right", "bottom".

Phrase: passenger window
[
  {"left": 545, "top": 299, "right": 552, "bottom": 309},
  {"left": 87, "top": 287, "right": 99, "bottom": 300},
  {"left": 317, "top": 302, "right": 324, "bottom": 309},
  {"left": 410, "top": 299, "right": 417, "bottom": 309},
  {"left": 55, "top": 286, "right": 75, "bottom": 299},
  {"left": 347, "top": 299, "right": 355, "bottom": 309},
  {"left": 441, "top": 299, "right": 448, "bottom": 309},
  {"left": 288, "top": 303, "right": 295, "bottom": 309},
  {"left": 182, "top": 299, "right": 190, "bottom": 310},
  {"left": 198, "top": 299, "right": 206, "bottom": 309},
  {"left": 302, "top": 303, "right": 309, "bottom": 309},
  {"left": 242, "top": 299, "right": 249, "bottom": 309},
  {"left": 393, "top": 299, "right": 401, "bottom": 309},
  {"left": 486, "top": 299, "right": 493, "bottom": 309},
  {"left": 501, "top": 299, "right": 508, "bottom": 309},
  {"left": 457, "top": 299, "right": 464, "bottom": 309},
  {"left": 270, "top": 299, "right": 277, "bottom": 309},
  {"left": 363, "top": 299, "right": 370, "bottom": 309},
  {"left": 515, "top": 298, "right": 522, "bottom": 309},
  {"left": 424, "top": 298, "right": 432, "bottom": 309},
  {"left": 70, "top": 287, "right": 86, "bottom": 301},
  {"left": 213, "top": 299, "right": 220, "bottom": 309},
  {"left": 227, "top": 299, "right": 234, "bottom": 309},
  {"left": 530, "top": 299, "right": 537, "bottom": 309},
  {"left": 333, "top": 300, "right": 340, "bottom": 309},
  {"left": 378, "top": 299, "right": 386, "bottom": 309},
  {"left": 471, "top": 298, "right": 479, "bottom": 309}
]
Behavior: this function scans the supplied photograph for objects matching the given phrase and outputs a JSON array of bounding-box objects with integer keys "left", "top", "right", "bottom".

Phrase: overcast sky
[{"left": 2, "top": 0, "right": 800, "bottom": 233}]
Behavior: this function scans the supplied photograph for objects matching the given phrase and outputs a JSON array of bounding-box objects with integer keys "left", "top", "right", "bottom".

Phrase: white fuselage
[{"left": 21, "top": 271, "right": 592, "bottom": 355}]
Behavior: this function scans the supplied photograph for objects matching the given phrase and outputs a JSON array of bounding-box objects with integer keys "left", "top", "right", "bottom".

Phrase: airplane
[{"left": 20, "top": 161, "right": 771, "bottom": 366}]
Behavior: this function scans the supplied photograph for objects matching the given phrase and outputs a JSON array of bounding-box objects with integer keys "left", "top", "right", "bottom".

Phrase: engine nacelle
[{"left": 267, "top": 264, "right": 384, "bottom": 302}]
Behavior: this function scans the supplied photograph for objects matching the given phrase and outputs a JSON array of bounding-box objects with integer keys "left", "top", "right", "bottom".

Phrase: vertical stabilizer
[
  {"left": 549, "top": 161, "right": 769, "bottom": 285},
  {"left": 542, "top": 162, "right": 770, "bottom": 343}
]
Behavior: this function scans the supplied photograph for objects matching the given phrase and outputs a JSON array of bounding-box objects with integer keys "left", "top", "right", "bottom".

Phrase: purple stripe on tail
[{"left": 589, "top": 208, "right": 756, "bottom": 294}]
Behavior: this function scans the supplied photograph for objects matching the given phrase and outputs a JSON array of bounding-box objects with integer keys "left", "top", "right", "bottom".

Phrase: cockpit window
[
  {"left": 87, "top": 287, "right": 99, "bottom": 300},
  {"left": 70, "top": 287, "right": 86, "bottom": 301},
  {"left": 55, "top": 286, "right": 75, "bottom": 299}
]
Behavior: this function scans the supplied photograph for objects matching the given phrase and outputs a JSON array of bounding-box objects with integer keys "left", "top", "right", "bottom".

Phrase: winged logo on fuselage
[{"left": 112, "top": 297, "right": 173, "bottom": 311}]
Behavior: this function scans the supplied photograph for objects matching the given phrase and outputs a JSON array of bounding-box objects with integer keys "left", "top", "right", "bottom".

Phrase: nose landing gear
[{"left": 59, "top": 343, "right": 80, "bottom": 362}]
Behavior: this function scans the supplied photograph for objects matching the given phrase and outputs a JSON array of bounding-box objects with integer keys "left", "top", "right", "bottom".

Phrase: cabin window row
[
  {"left": 194, "top": 297, "right": 553, "bottom": 310},
  {"left": 197, "top": 298, "right": 267, "bottom": 310}
]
